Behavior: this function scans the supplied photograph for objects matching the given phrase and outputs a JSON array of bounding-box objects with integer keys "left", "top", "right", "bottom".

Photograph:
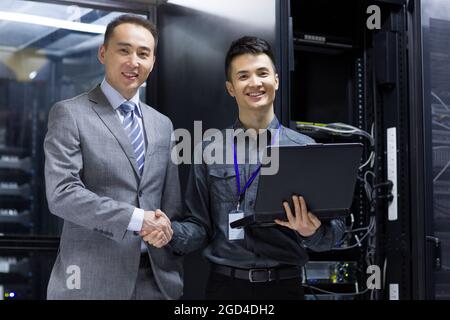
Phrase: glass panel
[
  {"left": 0, "top": 0, "right": 149, "bottom": 300},
  {"left": 421, "top": 0, "right": 450, "bottom": 299},
  {"left": 0, "top": 0, "right": 147, "bottom": 238}
]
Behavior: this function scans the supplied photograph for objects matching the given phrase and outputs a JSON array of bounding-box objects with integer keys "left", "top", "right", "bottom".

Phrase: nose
[
  {"left": 248, "top": 74, "right": 261, "bottom": 87},
  {"left": 127, "top": 52, "right": 139, "bottom": 68}
]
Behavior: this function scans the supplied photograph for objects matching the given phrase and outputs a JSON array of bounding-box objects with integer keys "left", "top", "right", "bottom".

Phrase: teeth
[
  {"left": 248, "top": 92, "right": 264, "bottom": 97},
  {"left": 123, "top": 72, "right": 138, "bottom": 77}
]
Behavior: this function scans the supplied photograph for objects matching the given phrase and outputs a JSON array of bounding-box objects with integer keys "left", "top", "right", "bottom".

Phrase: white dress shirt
[{"left": 100, "top": 79, "right": 146, "bottom": 235}]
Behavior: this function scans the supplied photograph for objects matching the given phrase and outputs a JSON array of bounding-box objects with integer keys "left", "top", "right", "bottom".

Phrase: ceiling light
[{"left": 0, "top": 11, "right": 106, "bottom": 34}]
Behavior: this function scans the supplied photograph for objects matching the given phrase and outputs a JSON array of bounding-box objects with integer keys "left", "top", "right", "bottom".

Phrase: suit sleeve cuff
[
  {"left": 167, "top": 221, "right": 186, "bottom": 255},
  {"left": 127, "top": 208, "right": 144, "bottom": 232}
]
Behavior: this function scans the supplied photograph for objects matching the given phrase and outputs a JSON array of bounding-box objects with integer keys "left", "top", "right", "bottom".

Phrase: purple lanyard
[{"left": 233, "top": 124, "right": 281, "bottom": 209}]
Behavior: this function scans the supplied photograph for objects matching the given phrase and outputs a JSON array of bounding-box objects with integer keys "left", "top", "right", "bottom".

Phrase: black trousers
[{"left": 205, "top": 272, "right": 305, "bottom": 300}]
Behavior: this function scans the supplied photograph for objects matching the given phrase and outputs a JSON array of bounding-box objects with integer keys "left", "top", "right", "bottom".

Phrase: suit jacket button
[{"left": 138, "top": 190, "right": 143, "bottom": 197}]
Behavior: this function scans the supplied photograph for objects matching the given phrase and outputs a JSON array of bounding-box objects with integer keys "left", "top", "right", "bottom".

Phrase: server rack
[
  {"left": 286, "top": 0, "right": 383, "bottom": 299},
  {"left": 0, "top": 74, "right": 60, "bottom": 299},
  {"left": 409, "top": 0, "right": 450, "bottom": 300},
  {"left": 372, "top": 0, "right": 411, "bottom": 300}
]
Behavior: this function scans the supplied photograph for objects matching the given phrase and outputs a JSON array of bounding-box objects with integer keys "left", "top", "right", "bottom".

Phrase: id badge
[{"left": 228, "top": 210, "right": 245, "bottom": 241}]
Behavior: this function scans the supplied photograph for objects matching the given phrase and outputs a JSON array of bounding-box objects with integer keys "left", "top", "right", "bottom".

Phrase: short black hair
[
  {"left": 104, "top": 14, "right": 158, "bottom": 52},
  {"left": 225, "top": 36, "right": 276, "bottom": 81}
]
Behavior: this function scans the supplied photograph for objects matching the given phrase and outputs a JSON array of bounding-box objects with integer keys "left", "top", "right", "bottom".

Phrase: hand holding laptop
[{"left": 274, "top": 195, "right": 322, "bottom": 237}]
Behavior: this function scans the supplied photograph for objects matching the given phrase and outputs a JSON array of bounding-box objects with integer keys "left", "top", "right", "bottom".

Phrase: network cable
[
  {"left": 303, "top": 283, "right": 369, "bottom": 298},
  {"left": 296, "top": 121, "right": 375, "bottom": 170}
]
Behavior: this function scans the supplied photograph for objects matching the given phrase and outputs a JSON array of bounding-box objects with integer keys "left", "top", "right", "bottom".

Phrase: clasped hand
[{"left": 140, "top": 209, "right": 172, "bottom": 248}]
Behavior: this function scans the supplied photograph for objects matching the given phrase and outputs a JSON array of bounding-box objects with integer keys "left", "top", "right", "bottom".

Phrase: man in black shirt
[{"left": 143, "top": 36, "right": 346, "bottom": 300}]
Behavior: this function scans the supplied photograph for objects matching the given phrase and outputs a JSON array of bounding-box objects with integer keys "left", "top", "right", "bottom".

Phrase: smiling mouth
[
  {"left": 122, "top": 72, "right": 138, "bottom": 80},
  {"left": 247, "top": 91, "right": 265, "bottom": 98}
]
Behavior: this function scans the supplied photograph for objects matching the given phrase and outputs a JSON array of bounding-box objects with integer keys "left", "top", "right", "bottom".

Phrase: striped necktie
[{"left": 119, "top": 101, "right": 145, "bottom": 175}]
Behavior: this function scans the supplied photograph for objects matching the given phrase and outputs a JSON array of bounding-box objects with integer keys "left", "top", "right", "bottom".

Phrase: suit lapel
[
  {"left": 140, "top": 103, "right": 157, "bottom": 180},
  {"left": 88, "top": 86, "right": 140, "bottom": 177}
]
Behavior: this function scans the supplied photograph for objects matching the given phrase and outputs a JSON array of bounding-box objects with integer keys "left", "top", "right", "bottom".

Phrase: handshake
[{"left": 139, "top": 209, "right": 173, "bottom": 248}]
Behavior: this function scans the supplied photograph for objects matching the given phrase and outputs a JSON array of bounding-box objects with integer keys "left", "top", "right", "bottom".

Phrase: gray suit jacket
[{"left": 44, "top": 85, "right": 183, "bottom": 300}]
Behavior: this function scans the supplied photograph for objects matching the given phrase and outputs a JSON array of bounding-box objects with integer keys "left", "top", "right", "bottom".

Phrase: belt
[
  {"left": 139, "top": 253, "right": 150, "bottom": 268},
  {"left": 212, "top": 264, "right": 302, "bottom": 283}
]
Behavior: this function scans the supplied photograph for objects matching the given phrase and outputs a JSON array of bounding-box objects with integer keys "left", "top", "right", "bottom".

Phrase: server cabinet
[
  {"left": 287, "top": 0, "right": 379, "bottom": 299},
  {"left": 409, "top": 0, "right": 450, "bottom": 300}
]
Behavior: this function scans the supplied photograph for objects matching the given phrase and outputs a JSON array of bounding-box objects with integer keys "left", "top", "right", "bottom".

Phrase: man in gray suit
[{"left": 44, "top": 15, "right": 183, "bottom": 300}]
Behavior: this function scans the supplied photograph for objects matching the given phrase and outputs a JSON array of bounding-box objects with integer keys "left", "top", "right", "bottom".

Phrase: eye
[
  {"left": 119, "top": 48, "right": 129, "bottom": 54},
  {"left": 139, "top": 52, "right": 149, "bottom": 58},
  {"left": 259, "top": 71, "right": 269, "bottom": 77},
  {"left": 238, "top": 74, "right": 248, "bottom": 80}
]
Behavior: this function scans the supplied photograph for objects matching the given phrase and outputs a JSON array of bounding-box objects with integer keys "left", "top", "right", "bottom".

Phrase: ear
[
  {"left": 149, "top": 55, "right": 156, "bottom": 73},
  {"left": 98, "top": 45, "right": 106, "bottom": 65},
  {"left": 274, "top": 73, "right": 280, "bottom": 91},
  {"left": 226, "top": 81, "right": 235, "bottom": 97}
]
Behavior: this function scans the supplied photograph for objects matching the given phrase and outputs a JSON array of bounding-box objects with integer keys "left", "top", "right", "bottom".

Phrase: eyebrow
[
  {"left": 116, "top": 42, "right": 151, "bottom": 52},
  {"left": 236, "top": 67, "right": 270, "bottom": 75}
]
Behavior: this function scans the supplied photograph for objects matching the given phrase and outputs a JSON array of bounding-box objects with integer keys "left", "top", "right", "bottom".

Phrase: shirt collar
[
  {"left": 100, "top": 78, "right": 142, "bottom": 117},
  {"left": 232, "top": 115, "right": 281, "bottom": 145},
  {"left": 233, "top": 115, "right": 280, "bottom": 131}
]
